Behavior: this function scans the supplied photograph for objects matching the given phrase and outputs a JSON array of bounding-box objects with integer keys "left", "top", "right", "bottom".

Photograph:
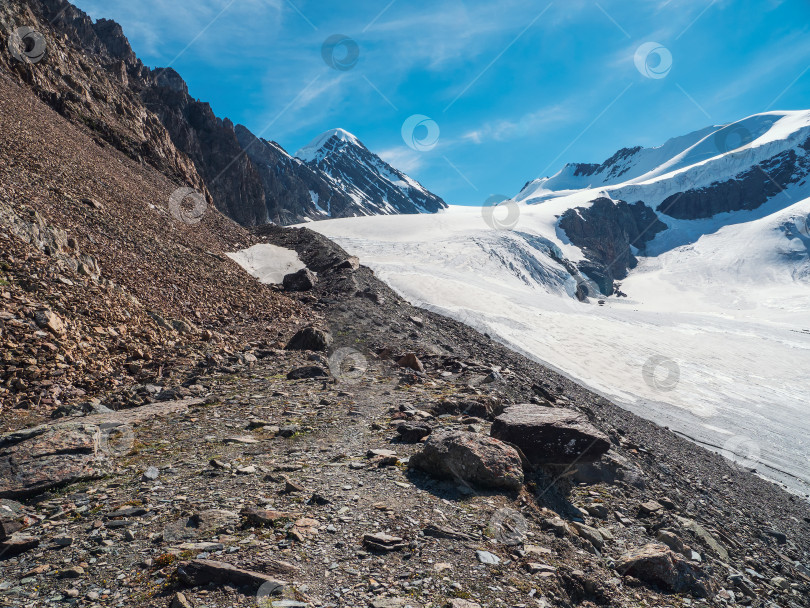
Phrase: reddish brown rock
[{"left": 397, "top": 353, "right": 425, "bottom": 373}]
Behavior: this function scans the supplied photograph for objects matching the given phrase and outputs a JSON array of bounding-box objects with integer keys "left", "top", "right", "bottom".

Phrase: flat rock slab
[
  {"left": 0, "top": 533, "right": 39, "bottom": 559},
  {"left": 409, "top": 430, "right": 523, "bottom": 491},
  {"left": 0, "top": 399, "right": 202, "bottom": 499},
  {"left": 490, "top": 404, "right": 610, "bottom": 465},
  {"left": 177, "top": 559, "right": 286, "bottom": 594}
]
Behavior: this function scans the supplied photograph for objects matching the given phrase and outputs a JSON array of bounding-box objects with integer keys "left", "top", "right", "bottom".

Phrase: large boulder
[
  {"left": 282, "top": 268, "right": 317, "bottom": 292},
  {"left": 490, "top": 405, "right": 610, "bottom": 465},
  {"left": 284, "top": 327, "right": 332, "bottom": 351},
  {"left": 615, "top": 543, "right": 714, "bottom": 597},
  {"left": 409, "top": 430, "right": 524, "bottom": 491}
]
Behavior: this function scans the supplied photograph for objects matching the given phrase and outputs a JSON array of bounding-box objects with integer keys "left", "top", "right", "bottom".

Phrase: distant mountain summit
[{"left": 295, "top": 129, "right": 448, "bottom": 217}]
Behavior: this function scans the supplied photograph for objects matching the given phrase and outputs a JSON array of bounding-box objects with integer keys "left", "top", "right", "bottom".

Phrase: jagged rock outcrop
[
  {"left": 0, "top": 0, "right": 208, "bottom": 195},
  {"left": 141, "top": 71, "right": 267, "bottom": 226},
  {"left": 558, "top": 197, "right": 667, "bottom": 294}
]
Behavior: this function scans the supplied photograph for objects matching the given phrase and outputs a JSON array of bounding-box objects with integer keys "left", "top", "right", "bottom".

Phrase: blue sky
[{"left": 72, "top": 0, "right": 810, "bottom": 205}]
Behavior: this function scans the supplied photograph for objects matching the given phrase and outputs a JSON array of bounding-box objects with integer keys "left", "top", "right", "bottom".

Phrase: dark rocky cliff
[{"left": 559, "top": 197, "right": 667, "bottom": 294}]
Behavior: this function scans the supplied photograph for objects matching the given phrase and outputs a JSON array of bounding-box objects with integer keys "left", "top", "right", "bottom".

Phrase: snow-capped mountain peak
[
  {"left": 294, "top": 128, "right": 447, "bottom": 218},
  {"left": 296, "top": 128, "right": 363, "bottom": 163}
]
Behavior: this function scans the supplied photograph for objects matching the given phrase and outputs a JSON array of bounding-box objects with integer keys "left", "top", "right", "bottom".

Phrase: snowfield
[{"left": 305, "top": 112, "right": 810, "bottom": 497}]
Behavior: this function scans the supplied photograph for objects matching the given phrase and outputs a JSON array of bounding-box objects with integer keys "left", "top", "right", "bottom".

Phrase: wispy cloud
[{"left": 462, "top": 103, "right": 575, "bottom": 144}]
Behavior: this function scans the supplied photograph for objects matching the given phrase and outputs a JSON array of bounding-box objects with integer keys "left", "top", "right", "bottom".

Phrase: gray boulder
[
  {"left": 409, "top": 430, "right": 523, "bottom": 491},
  {"left": 285, "top": 327, "right": 332, "bottom": 351},
  {"left": 490, "top": 404, "right": 610, "bottom": 465},
  {"left": 282, "top": 268, "right": 317, "bottom": 291},
  {"left": 615, "top": 543, "right": 715, "bottom": 597}
]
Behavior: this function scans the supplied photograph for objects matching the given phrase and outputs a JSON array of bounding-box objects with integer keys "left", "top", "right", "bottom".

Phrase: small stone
[
  {"left": 526, "top": 562, "right": 557, "bottom": 574},
  {"left": 236, "top": 465, "right": 257, "bottom": 475},
  {"left": 57, "top": 566, "right": 84, "bottom": 579},
  {"left": 142, "top": 466, "right": 160, "bottom": 481},
  {"left": 639, "top": 500, "right": 665, "bottom": 516},
  {"left": 285, "top": 327, "right": 332, "bottom": 352},
  {"left": 363, "top": 533, "right": 407, "bottom": 552},
  {"left": 476, "top": 550, "right": 501, "bottom": 565},
  {"left": 224, "top": 436, "right": 259, "bottom": 445},
  {"left": 241, "top": 508, "right": 294, "bottom": 528},
  {"left": 33, "top": 309, "right": 66, "bottom": 336},
  {"left": 53, "top": 536, "right": 74, "bottom": 547},
  {"left": 445, "top": 601, "right": 481, "bottom": 608},
  {"left": 283, "top": 478, "right": 306, "bottom": 494},
  {"left": 170, "top": 591, "right": 194, "bottom": 608},
  {"left": 0, "top": 534, "right": 39, "bottom": 558},
  {"left": 282, "top": 268, "right": 318, "bottom": 292},
  {"left": 397, "top": 353, "right": 424, "bottom": 372},
  {"left": 177, "top": 559, "right": 285, "bottom": 594}
]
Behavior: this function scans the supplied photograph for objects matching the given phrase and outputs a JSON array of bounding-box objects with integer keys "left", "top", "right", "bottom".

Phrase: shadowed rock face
[
  {"left": 409, "top": 429, "right": 524, "bottom": 491},
  {"left": 558, "top": 197, "right": 667, "bottom": 294},
  {"left": 233, "top": 126, "right": 358, "bottom": 225},
  {"left": 490, "top": 405, "right": 611, "bottom": 465}
]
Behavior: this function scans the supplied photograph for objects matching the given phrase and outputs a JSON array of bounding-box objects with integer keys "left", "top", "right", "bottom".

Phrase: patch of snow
[{"left": 226, "top": 244, "right": 305, "bottom": 284}]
